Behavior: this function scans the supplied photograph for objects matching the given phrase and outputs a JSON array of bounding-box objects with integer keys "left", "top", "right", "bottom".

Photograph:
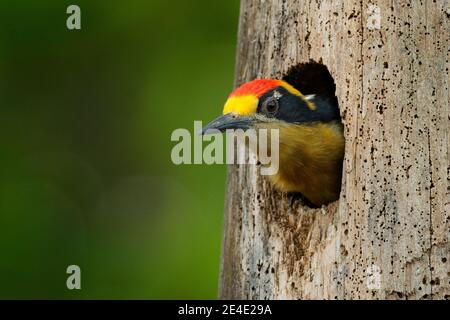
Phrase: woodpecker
[{"left": 202, "top": 64, "right": 344, "bottom": 207}]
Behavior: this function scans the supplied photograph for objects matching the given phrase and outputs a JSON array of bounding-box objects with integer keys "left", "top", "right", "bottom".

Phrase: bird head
[{"left": 201, "top": 79, "right": 339, "bottom": 134}]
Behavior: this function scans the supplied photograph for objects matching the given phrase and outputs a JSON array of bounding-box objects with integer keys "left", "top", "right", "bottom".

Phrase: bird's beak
[{"left": 201, "top": 113, "right": 255, "bottom": 135}]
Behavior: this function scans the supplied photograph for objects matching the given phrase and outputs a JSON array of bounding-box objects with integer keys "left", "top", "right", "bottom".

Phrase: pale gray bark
[{"left": 219, "top": 0, "right": 450, "bottom": 299}]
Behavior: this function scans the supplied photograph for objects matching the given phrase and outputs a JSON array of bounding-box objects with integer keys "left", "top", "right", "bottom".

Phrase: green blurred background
[{"left": 0, "top": 0, "right": 239, "bottom": 299}]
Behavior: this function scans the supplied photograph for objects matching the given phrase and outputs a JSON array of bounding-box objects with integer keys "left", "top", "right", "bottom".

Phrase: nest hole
[{"left": 282, "top": 60, "right": 339, "bottom": 110}]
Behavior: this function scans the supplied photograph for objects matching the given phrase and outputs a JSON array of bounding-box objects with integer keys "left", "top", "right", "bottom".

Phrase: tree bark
[{"left": 219, "top": 0, "right": 449, "bottom": 299}]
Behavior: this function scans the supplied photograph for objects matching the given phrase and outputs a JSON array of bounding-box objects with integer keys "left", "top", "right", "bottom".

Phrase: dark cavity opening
[{"left": 282, "top": 60, "right": 338, "bottom": 108}]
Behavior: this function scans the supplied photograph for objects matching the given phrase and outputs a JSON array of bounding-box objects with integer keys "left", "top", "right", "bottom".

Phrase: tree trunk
[{"left": 219, "top": 0, "right": 449, "bottom": 299}]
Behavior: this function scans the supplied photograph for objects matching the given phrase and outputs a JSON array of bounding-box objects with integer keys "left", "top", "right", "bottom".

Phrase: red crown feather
[{"left": 229, "top": 79, "right": 282, "bottom": 98}]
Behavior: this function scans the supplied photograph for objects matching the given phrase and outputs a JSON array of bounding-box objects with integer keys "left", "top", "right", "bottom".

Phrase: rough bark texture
[{"left": 219, "top": 0, "right": 449, "bottom": 299}]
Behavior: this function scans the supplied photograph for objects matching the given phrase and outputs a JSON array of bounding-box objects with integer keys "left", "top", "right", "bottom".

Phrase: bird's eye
[{"left": 262, "top": 97, "right": 279, "bottom": 115}]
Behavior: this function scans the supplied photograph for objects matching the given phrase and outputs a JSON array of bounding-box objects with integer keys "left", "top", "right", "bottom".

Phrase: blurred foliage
[{"left": 0, "top": 0, "right": 239, "bottom": 298}]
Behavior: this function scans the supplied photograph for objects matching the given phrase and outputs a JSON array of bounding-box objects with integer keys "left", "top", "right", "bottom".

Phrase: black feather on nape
[{"left": 282, "top": 60, "right": 336, "bottom": 97}]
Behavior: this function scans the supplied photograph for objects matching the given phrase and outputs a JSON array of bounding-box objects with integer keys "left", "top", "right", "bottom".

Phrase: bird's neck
[{"left": 257, "top": 121, "right": 345, "bottom": 206}]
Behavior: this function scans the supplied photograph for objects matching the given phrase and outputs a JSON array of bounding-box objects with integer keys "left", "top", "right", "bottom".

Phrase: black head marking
[{"left": 257, "top": 86, "right": 341, "bottom": 124}]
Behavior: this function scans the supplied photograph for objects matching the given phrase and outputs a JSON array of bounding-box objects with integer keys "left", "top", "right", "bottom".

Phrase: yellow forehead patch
[{"left": 223, "top": 95, "right": 258, "bottom": 116}]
